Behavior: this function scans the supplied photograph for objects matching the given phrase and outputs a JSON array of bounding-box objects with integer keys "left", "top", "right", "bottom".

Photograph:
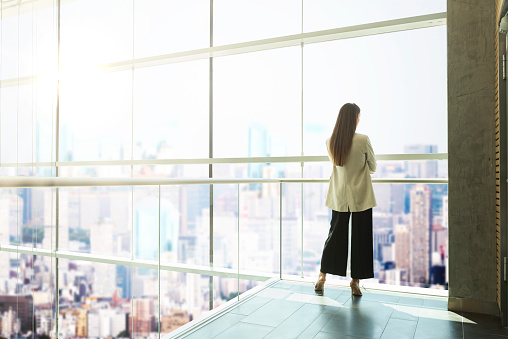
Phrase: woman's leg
[
  {"left": 350, "top": 208, "right": 374, "bottom": 280},
  {"left": 320, "top": 210, "right": 351, "bottom": 276}
]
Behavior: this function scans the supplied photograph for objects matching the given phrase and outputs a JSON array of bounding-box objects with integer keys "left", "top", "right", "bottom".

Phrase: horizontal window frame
[
  {"left": 0, "top": 153, "right": 448, "bottom": 168},
  {"left": 0, "top": 176, "right": 448, "bottom": 188},
  {"left": 0, "top": 12, "right": 446, "bottom": 88}
]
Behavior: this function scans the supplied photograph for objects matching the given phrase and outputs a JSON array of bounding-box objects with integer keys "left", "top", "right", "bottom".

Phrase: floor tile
[
  {"left": 379, "top": 318, "right": 417, "bottom": 339},
  {"left": 258, "top": 287, "right": 293, "bottom": 299},
  {"left": 183, "top": 313, "right": 246, "bottom": 339},
  {"left": 240, "top": 298, "right": 304, "bottom": 327},
  {"left": 397, "top": 296, "right": 425, "bottom": 307},
  {"left": 462, "top": 312, "right": 508, "bottom": 337},
  {"left": 313, "top": 332, "right": 358, "bottom": 339},
  {"left": 308, "top": 295, "right": 344, "bottom": 307},
  {"left": 320, "top": 287, "right": 345, "bottom": 299},
  {"left": 317, "top": 304, "right": 344, "bottom": 316},
  {"left": 229, "top": 296, "right": 272, "bottom": 316},
  {"left": 361, "top": 291, "right": 400, "bottom": 304},
  {"left": 384, "top": 303, "right": 421, "bottom": 321},
  {"left": 289, "top": 284, "right": 319, "bottom": 296},
  {"left": 320, "top": 310, "right": 388, "bottom": 339},
  {"left": 274, "top": 281, "right": 295, "bottom": 289},
  {"left": 263, "top": 303, "right": 326, "bottom": 338},
  {"left": 413, "top": 317, "right": 463, "bottom": 339},
  {"left": 212, "top": 322, "right": 274, "bottom": 339},
  {"left": 286, "top": 292, "right": 313, "bottom": 303},
  {"left": 344, "top": 298, "right": 395, "bottom": 315},
  {"left": 418, "top": 308, "right": 462, "bottom": 322},
  {"left": 421, "top": 298, "right": 448, "bottom": 310},
  {"left": 289, "top": 283, "right": 346, "bottom": 298},
  {"left": 296, "top": 313, "right": 334, "bottom": 339},
  {"left": 320, "top": 301, "right": 392, "bottom": 339},
  {"left": 335, "top": 292, "right": 351, "bottom": 304},
  {"left": 179, "top": 281, "right": 471, "bottom": 339}
]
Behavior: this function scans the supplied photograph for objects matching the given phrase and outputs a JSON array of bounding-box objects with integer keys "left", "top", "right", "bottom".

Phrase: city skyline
[{"left": 0, "top": 143, "right": 448, "bottom": 338}]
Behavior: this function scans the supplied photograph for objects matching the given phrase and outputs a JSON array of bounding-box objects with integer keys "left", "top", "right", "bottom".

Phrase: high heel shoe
[
  {"left": 350, "top": 279, "right": 362, "bottom": 296},
  {"left": 314, "top": 272, "right": 326, "bottom": 293}
]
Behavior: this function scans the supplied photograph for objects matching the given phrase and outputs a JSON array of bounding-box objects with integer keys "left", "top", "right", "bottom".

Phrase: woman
[{"left": 314, "top": 103, "right": 377, "bottom": 296}]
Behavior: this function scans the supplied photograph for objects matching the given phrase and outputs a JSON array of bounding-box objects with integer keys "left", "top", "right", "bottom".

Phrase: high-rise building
[
  {"left": 394, "top": 224, "right": 410, "bottom": 272},
  {"left": 57, "top": 190, "right": 70, "bottom": 251},
  {"left": 2, "top": 308, "right": 19, "bottom": 336},
  {"left": 76, "top": 310, "right": 87, "bottom": 337},
  {"left": 404, "top": 144, "right": 438, "bottom": 178},
  {"left": 91, "top": 219, "right": 114, "bottom": 255},
  {"left": 409, "top": 185, "right": 432, "bottom": 285},
  {"left": 116, "top": 265, "right": 132, "bottom": 299},
  {"left": 0, "top": 197, "right": 10, "bottom": 279},
  {"left": 19, "top": 188, "right": 32, "bottom": 226},
  {"left": 0, "top": 295, "right": 33, "bottom": 333},
  {"left": 130, "top": 298, "right": 156, "bottom": 336},
  {"left": 186, "top": 273, "right": 202, "bottom": 317},
  {"left": 92, "top": 263, "right": 116, "bottom": 298}
]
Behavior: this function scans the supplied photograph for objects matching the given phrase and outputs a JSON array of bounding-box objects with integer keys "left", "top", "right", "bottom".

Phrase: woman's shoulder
[{"left": 353, "top": 133, "right": 369, "bottom": 142}]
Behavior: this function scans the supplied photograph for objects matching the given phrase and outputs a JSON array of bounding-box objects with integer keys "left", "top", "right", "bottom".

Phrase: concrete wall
[{"left": 448, "top": 0, "right": 499, "bottom": 316}]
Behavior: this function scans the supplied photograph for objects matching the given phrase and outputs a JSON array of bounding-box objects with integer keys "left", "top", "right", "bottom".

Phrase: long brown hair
[{"left": 329, "top": 103, "right": 360, "bottom": 166}]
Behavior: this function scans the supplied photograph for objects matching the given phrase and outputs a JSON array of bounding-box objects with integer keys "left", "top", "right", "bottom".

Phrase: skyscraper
[
  {"left": 116, "top": 265, "right": 132, "bottom": 299},
  {"left": 0, "top": 196, "right": 10, "bottom": 279},
  {"left": 394, "top": 224, "right": 410, "bottom": 275},
  {"left": 409, "top": 185, "right": 431, "bottom": 286}
]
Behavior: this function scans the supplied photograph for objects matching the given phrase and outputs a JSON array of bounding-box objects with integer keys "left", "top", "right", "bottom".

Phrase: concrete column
[{"left": 448, "top": 0, "right": 499, "bottom": 316}]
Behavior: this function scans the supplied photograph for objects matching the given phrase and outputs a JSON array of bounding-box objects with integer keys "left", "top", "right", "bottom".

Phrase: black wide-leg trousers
[{"left": 320, "top": 208, "right": 374, "bottom": 279}]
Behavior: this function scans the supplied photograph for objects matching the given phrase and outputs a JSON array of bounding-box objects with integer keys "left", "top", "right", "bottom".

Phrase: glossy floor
[{"left": 180, "top": 280, "right": 507, "bottom": 339}]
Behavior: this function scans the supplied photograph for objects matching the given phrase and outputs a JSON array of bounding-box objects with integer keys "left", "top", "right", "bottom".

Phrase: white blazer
[{"left": 325, "top": 133, "right": 377, "bottom": 212}]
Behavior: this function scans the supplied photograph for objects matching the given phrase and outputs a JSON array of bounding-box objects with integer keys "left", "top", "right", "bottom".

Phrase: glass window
[
  {"left": 301, "top": 182, "right": 448, "bottom": 289},
  {"left": 134, "top": 0, "right": 209, "bottom": 58},
  {"left": 213, "top": 0, "right": 301, "bottom": 46},
  {"left": 1, "top": 6, "right": 21, "bottom": 80},
  {"left": 303, "top": 26, "right": 447, "bottom": 156},
  {"left": 133, "top": 60, "right": 209, "bottom": 160},
  {"left": 16, "top": 187, "right": 57, "bottom": 250},
  {"left": 133, "top": 186, "right": 160, "bottom": 261},
  {"left": 281, "top": 182, "right": 302, "bottom": 276},
  {"left": 213, "top": 184, "right": 238, "bottom": 273},
  {"left": 1, "top": 81, "right": 56, "bottom": 167},
  {"left": 0, "top": 1, "right": 58, "bottom": 80},
  {"left": 214, "top": 47, "right": 301, "bottom": 158},
  {"left": 304, "top": 0, "right": 446, "bottom": 33},
  {"left": 1, "top": 87, "right": 19, "bottom": 164},
  {"left": 0, "top": 251, "right": 55, "bottom": 335},
  {"left": 59, "top": 187, "right": 132, "bottom": 257},
  {"left": 239, "top": 182, "right": 280, "bottom": 276},
  {"left": 160, "top": 184, "right": 210, "bottom": 266},
  {"left": 35, "top": 81, "right": 57, "bottom": 165},
  {"left": 57, "top": 259, "right": 139, "bottom": 338},
  {"left": 160, "top": 273, "right": 210, "bottom": 336},
  {"left": 60, "top": 0, "right": 133, "bottom": 68},
  {"left": 59, "top": 70, "right": 132, "bottom": 161}
]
